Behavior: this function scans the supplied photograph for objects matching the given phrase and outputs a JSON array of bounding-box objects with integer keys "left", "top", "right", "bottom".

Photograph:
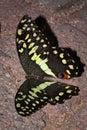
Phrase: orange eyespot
[
  {"left": 58, "top": 73, "right": 70, "bottom": 79},
  {"left": 63, "top": 73, "right": 69, "bottom": 79}
]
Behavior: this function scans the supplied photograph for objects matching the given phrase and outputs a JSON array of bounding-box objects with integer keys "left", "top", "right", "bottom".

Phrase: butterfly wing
[
  {"left": 15, "top": 78, "right": 49, "bottom": 116},
  {"left": 35, "top": 15, "right": 58, "bottom": 47},
  {"left": 45, "top": 82, "right": 80, "bottom": 105},
  {"left": 15, "top": 78, "right": 79, "bottom": 116},
  {"left": 16, "top": 15, "right": 54, "bottom": 78},
  {"left": 16, "top": 15, "right": 84, "bottom": 79}
]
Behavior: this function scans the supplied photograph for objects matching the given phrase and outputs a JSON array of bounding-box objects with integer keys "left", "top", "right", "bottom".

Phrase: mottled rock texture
[{"left": 0, "top": 0, "right": 87, "bottom": 130}]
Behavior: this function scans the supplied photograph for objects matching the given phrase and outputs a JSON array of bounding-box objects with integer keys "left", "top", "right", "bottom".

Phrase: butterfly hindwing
[
  {"left": 45, "top": 82, "right": 80, "bottom": 105},
  {"left": 15, "top": 78, "right": 49, "bottom": 116},
  {"left": 15, "top": 78, "right": 80, "bottom": 116}
]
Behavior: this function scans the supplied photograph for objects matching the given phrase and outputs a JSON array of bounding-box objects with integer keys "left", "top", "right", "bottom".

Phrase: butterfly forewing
[{"left": 16, "top": 15, "right": 55, "bottom": 78}]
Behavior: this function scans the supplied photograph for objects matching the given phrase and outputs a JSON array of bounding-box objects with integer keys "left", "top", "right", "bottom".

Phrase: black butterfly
[{"left": 15, "top": 15, "right": 84, "bottom": 116}]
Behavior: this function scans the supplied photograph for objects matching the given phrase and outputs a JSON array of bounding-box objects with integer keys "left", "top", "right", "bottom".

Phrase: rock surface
[{"left": 0, "top": 0, "right": 87, "bottom": 130}]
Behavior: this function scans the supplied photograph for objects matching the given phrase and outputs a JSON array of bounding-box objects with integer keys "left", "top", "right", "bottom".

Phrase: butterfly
[{"left": 15, "top": 15, "right": 84, "bottom": 116}]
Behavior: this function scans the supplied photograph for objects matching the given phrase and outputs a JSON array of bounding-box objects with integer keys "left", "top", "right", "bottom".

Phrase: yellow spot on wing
[
  {"left": 18, "top": 40, "right": 24, "bottom": 44},
  {"left": 29, "top": 110, "right": 32, "bottom": 112},
  {"left": 24, "top": 24, "right": 28, "bottom": 27},
  {"left": 16, "top": 103, "right": 21, "bottom": 108},
  {"left": 39, "top": 58, "right": 48, "bottom": 65},
  {"left": 36, "top": 57, "right": 56, "bottom": 77},
  {"left": 72, "top": 60, "right": 75, "bottom": 63},
  {"left": 40, "top": 99, "right": 44, "bottom": 102},
  {"left": 76, "top": 66, "right": 78, "bottom": 69},
  {"left": 66, "top": 70, "right": 71, "bottom": 75},
  {"left": 36, "top": 101, "right": 39, "bottom": 104},
  {"left": 31, "top": 53, "right": 42, "bottom": 63},
  {"left": 22, "top": 109, "right": 26, "bottom": 112},
  {"left": 52, "top": 46, "right": 56, "bottom": 49},
  {"left": 62, "top": 59, "right": 67, "bottom": 64},
  {"left": 27, "top": 38, "right": 31, "bottom": 43},
  {"left": 65, "top": 86, "right": 70, "bottom": 89},
  {"left": 28, "top": 42, "right": 35, "bottom": 49},
  {"left": 27, "top": 27, "right": 30, "bottom": 31},
  {"left": 22, "top": 26, "right": 26, "bottom": 30},
  {"left": 26, "top": 112, "right": 29, "bottom": 114},
  {"left": 43, "top": 52, "right": 47, "bottom": 55},
  {"left": 28, "top": 95, "right": 34, "bottom": 99},
  {"left": 59, "top": 53, "right": 64, "bottom": 58},
  {"left": 36, "top": 81, "right": 55, "bottom": 91},
  {"left": 25, "top": 34, "right": 29, "bottom": 40},
  {"left": 75, "top": 72, "right": 78, "bottom": 75},
  {"left": 32, "top": 27, "right": 35, "bottom": 31},
  {"left": 25, "top": 106, "right": 29, "bottom": 109},
  {"left": 33, "top": 33, "right": 37, "bottom": 37},
  {"left": 18, "top": 48, "right": 24, "bottom": 53},
  {"left": 35, "top": 54, "right": 41, "bottom": 60},
  {"left": 29, "top": 46, "right": 38, "bottom": 55},
  {"left": 19, "top": 111, "right": 25, "bottom": 115},
  {"left": 17, "top": 95, "right": 26, "bottom": 100},
  {"left": 31, "top": 53, "right": 37, "bottom": 61},
  {"left": 43, "top": 44, "right": 47, "bottom": 48},
  {"left": 59, "top": 92, "right": 64, "bottom": 96},
  {"left": 68, "top": 75, "right": 70, "bottom": 78},
  {"left": 31, "top": 107, "right": 34, "bottom": 110},
  {"left": 66, "top": 89, "right": 72, "bottom": 93},
  {"left": 30, "top": 23, "right": 34, "bottom": 26},
  {"left": 53, "top": 50, "right": 58, "bottom": 54},
  {"left": 25, "top": 100, "right": 29, "bottom": 104},
  {"left": 29, "top": 91, "right": 38, "bottom": 98},
  {"left": 55, "top": 96, "right": 59, "bottom": 101},
  {"left": 31, "top": 52, "right": 56, "bottom": 77},
  {"left": 31, "top": 87, "right": 41, "bottom": 93},
  {"left": 36, "top": 37, "right": 40, "bottom": 41},
  {"left": 36, "top": 57, "right": 42, "bottom": 64},
  {"left": 18, "top": 92, "right": 23, "bottom": 95},
  {"left": 28, "top": 19, "right": 31, "bottom": 22},
  {"left": 21, "top": 19, "right": 27, "bottom": 23},
  {"left": 40, "top": 39, "right": 44, "bottom": 43},
  {"left": 23, "top": 43, "right": 27, "bottom": 48},
  {"left": 32, "top": 103, "right": 36, "bottom": 106},
  {"left": 16, "top": 38, "right": 19, "bottom": 42},
  {"left": 27, "top": 99, "right": 30, "bottom": 102},
  {"left": 69, "top": 65, "right": 74, "bottom": 70},
  {"left": 40, "top": 63, "right": 48, "bottom": 70},
  {"left": 47, "top": 52, "right": 49, "bottom": 55},
  {"left": 44, "top": 69, "right": 56, "bottom": 77},
  {"left": 18, "top": 29, "right": 22, "bottom": 35},
  {"left": 43, "top": 96, "right": 48, "bottom": 99}
]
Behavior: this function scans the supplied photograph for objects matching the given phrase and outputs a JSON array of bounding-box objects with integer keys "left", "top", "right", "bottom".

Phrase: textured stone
[{"left": 0, "top": 0, "right": 87, "bottom": 130}]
